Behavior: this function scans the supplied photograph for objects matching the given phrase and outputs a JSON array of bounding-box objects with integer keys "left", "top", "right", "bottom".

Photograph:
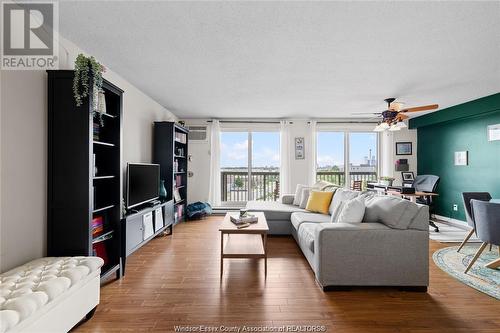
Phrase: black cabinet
[
  {"left": 47, "top": 70, "right": 123, "bottom": 280},
  {"left": 153, "top": 122, "right": 189, "bottom": 223}
]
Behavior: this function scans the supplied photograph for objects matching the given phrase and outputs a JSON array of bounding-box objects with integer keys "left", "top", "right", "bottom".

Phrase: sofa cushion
[
  {"left": 306, "top": 191, "right": 334, "bottom": 214},
  {"left": 298, "top": 223, "right": 319, "bottom": 253},
  {"left": 291, "top": 212, "right": 331, "bottom": 231},
  {"left": 335, "top": 196, "right": 365, "bottom": 223},
  {"left": 363, "top": 196, "right": 419, "bottom": 229},
  {"left": 329, "top": 188, "right": 360, "bottom": 218},
  {"left": 246, "top": 200, "right": 306, "bottom": 221}
]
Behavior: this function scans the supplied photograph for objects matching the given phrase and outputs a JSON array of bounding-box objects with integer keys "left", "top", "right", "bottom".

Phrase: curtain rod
[
  {"left": 310, "top": 121, "right": 378, "bottom": 124},
  {"left": 206, "top": 120, "right": 283, "bottom": 124}
]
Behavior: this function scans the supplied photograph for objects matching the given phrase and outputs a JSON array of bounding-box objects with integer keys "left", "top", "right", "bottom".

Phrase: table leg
[
  {"left": 263, "top": 233, "right": 267, "bottom": 278},
  {"left": 220, "top": 232, "right": 224, "bottom": 279}
]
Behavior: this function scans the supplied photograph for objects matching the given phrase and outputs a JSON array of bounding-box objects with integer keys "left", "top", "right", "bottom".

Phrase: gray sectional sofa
[{"left": 246, "top": 187, "right": 429, "bottom": 290}]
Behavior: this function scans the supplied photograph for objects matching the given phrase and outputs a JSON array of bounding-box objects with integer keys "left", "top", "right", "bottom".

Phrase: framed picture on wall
[
  {"left": 401, "top": 171, "right": 415, "bottom": 182},
  {"left": 396, "top": 142, "right": 412, "bottom": 155},
  {"left": 295, "top": 137, "right": 305, "bottom": 159}
]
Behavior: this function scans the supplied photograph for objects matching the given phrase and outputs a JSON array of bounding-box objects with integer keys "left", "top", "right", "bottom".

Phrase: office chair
[
  {"left": 458, "top": 192, "right": 492, "bottom": 253},
  {"left": 413, "top": 175, "right": 440, "bottom": 232}
]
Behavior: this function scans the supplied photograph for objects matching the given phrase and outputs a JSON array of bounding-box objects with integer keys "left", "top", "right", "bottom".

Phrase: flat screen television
[{"left": 126, "top": 163, "right": 160, "bottom": 209}]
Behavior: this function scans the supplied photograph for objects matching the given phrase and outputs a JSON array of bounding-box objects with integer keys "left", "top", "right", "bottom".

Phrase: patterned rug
[{"left": 433, "top": 245, "right": 499, "bottom": 300}]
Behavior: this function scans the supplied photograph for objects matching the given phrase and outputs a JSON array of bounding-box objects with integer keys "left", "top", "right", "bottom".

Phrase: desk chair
[
  {"left": 413, "top": 175, "right": 440, "bottom": 232},
  {"left": 458, "top": 192, "right": 492, "bottom": 253},
  {"left": 464, "top": 200, "right": 500, "bottom": 273}
]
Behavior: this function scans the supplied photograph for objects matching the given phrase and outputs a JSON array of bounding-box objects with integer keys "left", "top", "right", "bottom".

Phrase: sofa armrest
[
  {"left": 281, "top": 194, "right": 295, "bottom": 205},
  {"left": 313, "top": 223, "right": 429, "bottom": 287}
]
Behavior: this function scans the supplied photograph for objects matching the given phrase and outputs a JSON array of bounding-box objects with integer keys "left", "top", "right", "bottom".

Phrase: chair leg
[
  {"left": 485, "top": 257, "right": 500, "bottom": 269},
  {"left": 464, "top": 242, "right": 488, "bottom": 274},
  {"left": 429, "top": 220, "right": 439, "bottom": 232},
  {"left": 457, "top": 229, "right": 475, "bottom": 253}
]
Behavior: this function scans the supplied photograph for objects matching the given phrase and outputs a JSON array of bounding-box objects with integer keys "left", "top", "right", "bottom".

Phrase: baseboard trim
[{"left": 432, "top": 214, "right": 470, "bottom": 231}]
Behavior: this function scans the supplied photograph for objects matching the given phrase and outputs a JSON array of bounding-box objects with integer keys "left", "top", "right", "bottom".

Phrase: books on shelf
[
  {"left": 174, "top": 132, "right": 187, "bottom": 144},
  {"left": 175, "top": 175, "right": 182, "bottom": 187},
  {"left": 173, "top": 188, "right": 182, "bottom": 202},
  {"left": 230, "top": 213, "right": 258, "bottom": 225},
  {"left": 92, "top": 216, "right": 104, "bottom": 237}
]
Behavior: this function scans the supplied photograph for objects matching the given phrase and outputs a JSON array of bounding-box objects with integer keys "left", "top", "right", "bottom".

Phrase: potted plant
[
  {"left": 73, "top": 54, "right": 107, "bottom": 125},
  {"left": 379, "top": 176, "right": 395, "bottom": 186}
]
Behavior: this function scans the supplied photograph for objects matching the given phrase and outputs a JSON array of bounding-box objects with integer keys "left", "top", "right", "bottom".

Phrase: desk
[{"left": 387, "top": 190, "right": 439, "bottom": 203}]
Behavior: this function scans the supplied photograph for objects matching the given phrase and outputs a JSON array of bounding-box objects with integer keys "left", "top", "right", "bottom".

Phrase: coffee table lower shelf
[{"left": 220, "top": 233, "right": 267, "bottom": 277}]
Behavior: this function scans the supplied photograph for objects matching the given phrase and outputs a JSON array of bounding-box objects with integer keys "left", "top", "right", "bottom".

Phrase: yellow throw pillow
[{"left": 305, "top": 190, "right": 334, "bottom": 214}]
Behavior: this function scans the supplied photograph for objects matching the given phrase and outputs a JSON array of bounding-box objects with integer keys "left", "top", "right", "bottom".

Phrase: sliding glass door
[
  {"left": 220, "top": 131, "right": 280, "bottom": 206},
  {"left": 316, "top": 131, "right": 378, "bottom": 187}
]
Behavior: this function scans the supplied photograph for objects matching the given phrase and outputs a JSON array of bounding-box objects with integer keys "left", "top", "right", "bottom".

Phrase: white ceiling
[{"left": 59, "top": 1, "right": 500, "bottom": 119}]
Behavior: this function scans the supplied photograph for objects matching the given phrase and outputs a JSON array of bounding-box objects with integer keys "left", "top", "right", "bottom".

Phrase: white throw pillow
[
  {"left": 293, "top": 184, "right": 310, "bottom": 206},
  {"left": 335, "top": 197, "right": 366, "bottom": 223},
  {"left": 299, "top": 188, "right": 311, "bottom": 209},
  {"left": 329, "top": 188, "right": 360, "bottom": 220}
]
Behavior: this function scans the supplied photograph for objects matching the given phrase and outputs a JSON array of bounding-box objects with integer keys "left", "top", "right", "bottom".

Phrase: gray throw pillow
[
  {"left": 299, "top": 188, "right": 311, "bottom": 209},
  {"left": 293, "top": 184, "right": 310, "bottom": 206},
  {"left": 363, "top": 196, "right": 419, "bottom": 229}
]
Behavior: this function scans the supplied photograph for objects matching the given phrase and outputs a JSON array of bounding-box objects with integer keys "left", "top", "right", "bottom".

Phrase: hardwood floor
[{"left": 75, "top": 216, "right": 500, "bottom": 333}]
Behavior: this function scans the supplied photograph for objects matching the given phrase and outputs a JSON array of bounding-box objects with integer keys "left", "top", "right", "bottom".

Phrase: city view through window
[{"left": 220, "top": 131, "right": 377, "bottom": 204}]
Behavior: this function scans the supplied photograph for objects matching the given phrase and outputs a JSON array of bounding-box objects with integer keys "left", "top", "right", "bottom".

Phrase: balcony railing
[
  {"left": 220, "top": 170, "right": 378, "bottom": 203},
  {"left": 221, "top": 171, "right": 279, "bottom": 203},
  {"left": 316, "top": 171, "right": 378, "bottom": 186}
]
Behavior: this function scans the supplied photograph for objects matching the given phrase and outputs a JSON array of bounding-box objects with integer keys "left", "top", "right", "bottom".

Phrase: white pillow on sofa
[
  {"left": 299, "top": 188, "right": 311, "bottom": 209},
  {"left": 334, "top": 197, "right": 365, "bottom": 223},
  {"left": 293, "top": 184, "right": 310, "bottom": 206}
]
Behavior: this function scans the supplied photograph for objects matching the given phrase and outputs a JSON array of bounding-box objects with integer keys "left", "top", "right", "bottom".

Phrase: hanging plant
[{"left": 73, "top": 54, "right": 107, "bottom": 125}]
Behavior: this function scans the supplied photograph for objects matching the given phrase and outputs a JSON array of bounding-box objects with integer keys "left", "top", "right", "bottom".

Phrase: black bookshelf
[
  {"left": 153, "top": 122, "right": 189, "bottom": 223},
  {"left": 47, "top": 70, "right": 123, "bottom": 280}
]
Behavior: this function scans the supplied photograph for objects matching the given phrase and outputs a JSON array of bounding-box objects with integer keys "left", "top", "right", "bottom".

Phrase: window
[
  {"left": 316, "top": 131, "right": 378, "bottom": 187},
  {"left": 316, "top": 132, "right": 345, "bottom": 185},
  {"left": 220, "top": 131, "right": 280, "bottom": 205}
]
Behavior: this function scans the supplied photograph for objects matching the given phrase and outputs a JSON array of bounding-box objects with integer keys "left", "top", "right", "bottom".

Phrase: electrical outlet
[{"left": 453, "top": 204, "right": 458, "bottom": 211}]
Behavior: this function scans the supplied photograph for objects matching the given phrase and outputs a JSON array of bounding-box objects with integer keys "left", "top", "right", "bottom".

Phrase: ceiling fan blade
[
  {"left": 351, "top": 112, "right": 382, "bottom": 115},
  {"left": 400, "top": 104, "right": 439, "bottom": 113}
]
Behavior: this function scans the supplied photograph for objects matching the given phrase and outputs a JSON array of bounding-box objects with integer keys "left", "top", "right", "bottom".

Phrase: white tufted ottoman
[{"left": 0, "top": 257, "right": 104, "bottom": 333}]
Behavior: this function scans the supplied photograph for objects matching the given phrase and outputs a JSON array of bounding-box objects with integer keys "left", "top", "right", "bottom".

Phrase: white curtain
[
  {"left": 208, "top": 120, "right": 221, "bottom": 207},
  {"left": 279, "top": 120, "right": 291, "bottom": 196},
  {"left": 307, "top": 120, "right": 317, "bottom": 185}
]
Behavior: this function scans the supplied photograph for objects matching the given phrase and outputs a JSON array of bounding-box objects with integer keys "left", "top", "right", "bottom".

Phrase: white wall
[
  {"left": 380, "top": 128, "right": 418, "bottom": 185},
  {"left": 184, "top": 119, "right": 417, "bottom": 203},
  {"left": 0, "top": 37, "right": 176, "bottom": 272}
]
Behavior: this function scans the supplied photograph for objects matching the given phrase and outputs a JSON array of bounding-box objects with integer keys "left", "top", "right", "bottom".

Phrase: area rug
[
  {"left": 429, "top": 221, "right": 481, "bottom": 243},
  {"left": 433, "top": 245, "right": 499, "bottom": 300}
]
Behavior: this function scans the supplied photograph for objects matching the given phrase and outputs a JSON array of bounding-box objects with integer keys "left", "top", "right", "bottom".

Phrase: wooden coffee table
[{"left": 219, "top": 212, "right": 269, "bottom": 278}]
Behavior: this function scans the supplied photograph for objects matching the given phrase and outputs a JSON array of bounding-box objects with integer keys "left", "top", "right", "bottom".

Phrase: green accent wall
[{"left": 409, "top": 93, "right": 500, "bottom": 222}]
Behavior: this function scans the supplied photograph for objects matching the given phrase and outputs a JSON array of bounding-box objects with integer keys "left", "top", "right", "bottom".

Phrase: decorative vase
[{"left": 159, "top": 180, "right": 167, "bottom": 201}]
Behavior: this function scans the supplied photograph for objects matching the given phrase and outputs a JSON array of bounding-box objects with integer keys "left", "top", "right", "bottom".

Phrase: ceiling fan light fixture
[
  {"left": 395, "top": 121, "right": 407, "bottom": 129},
  {"left": 389, "top": 124, "right": 402, "bottom": 131},
  {"left": 374, "top": 122, "right": 390, "bottom": 132}
]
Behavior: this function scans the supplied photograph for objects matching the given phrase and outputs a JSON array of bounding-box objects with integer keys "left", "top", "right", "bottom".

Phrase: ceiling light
[
  {"left": 389, "top": 124, "right": 401, "bottom": 131},
  {"left": 374, "top": 122, "right": 389, "bottom": 132}
]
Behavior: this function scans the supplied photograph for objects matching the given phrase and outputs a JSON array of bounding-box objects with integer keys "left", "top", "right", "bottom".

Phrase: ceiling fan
[{"left": 353, "top": 98, "right": 439, "bottom": 132}]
